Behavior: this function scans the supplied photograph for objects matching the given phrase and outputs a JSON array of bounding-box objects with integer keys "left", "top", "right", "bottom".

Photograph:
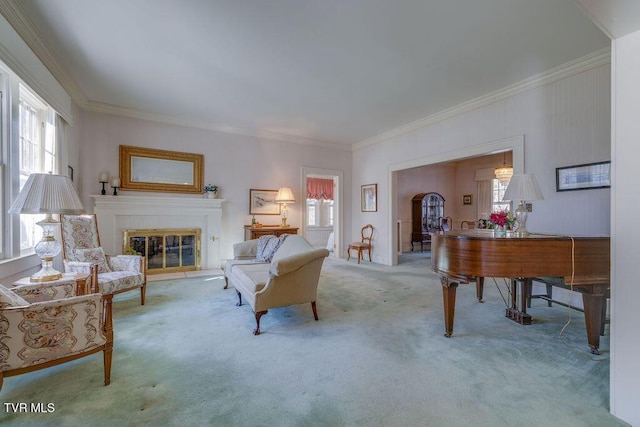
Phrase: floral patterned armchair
[
  {"left": 0, "top": 280, "right": 113, "bottom": 391},
  {"left": 60, "top": 214, "right": 146, "bottom": 305}
]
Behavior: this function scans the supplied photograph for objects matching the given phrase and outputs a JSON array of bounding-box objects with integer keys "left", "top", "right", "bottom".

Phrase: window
[
  {"left": 12, "top": 84, "right": 57, "bottom": 254},
  {"left": 306, "top": 198, "right": 334, "bottom": 227},
  {"left": 492, "top": 179, "right": 511, "bottom": 213}
]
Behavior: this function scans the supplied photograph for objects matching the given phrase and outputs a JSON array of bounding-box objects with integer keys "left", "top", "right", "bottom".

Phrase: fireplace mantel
[{"left": 92, "top": 194, "right": 224, "bottom": 269}]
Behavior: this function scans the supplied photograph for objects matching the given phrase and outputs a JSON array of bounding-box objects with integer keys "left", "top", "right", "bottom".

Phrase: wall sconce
[{"left": 275, "top": 187, "right": 295, "bottom": 227}]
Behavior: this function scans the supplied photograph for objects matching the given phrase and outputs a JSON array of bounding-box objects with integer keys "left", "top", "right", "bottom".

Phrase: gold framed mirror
[{"left": 119, "top": 145, "right": 204, "bottom": 194}]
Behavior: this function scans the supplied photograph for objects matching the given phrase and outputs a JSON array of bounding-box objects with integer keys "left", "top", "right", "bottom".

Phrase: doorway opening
[{"left": 301, "top": 167, "right": 343, "bottom": 258}]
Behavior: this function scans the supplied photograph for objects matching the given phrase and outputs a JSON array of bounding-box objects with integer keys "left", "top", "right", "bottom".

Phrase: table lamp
[
  {"left": 502, "top": 173, "right": 544, "bottom": 237},
  {"left": 9, "top": 172, "right": 85, "bottom": 282},
  {"left": 275, "top": 187, "right": 295, "bottom": 227}
]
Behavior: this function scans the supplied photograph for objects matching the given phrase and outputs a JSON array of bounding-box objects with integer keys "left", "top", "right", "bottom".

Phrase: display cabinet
[{"left": 411, "top": 192, "right": 445, "bottom": 251}]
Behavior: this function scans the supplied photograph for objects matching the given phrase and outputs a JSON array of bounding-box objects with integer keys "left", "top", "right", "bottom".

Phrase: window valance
[{"left": 307, "top": 178, "right": 334, "bottom": 200}]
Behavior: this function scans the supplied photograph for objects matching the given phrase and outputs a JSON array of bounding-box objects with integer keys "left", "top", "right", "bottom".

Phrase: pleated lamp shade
[
  {"left": 9, "top": 173, "right": 84, "bottom": 214},
  {"left": 275, "top": 187, "right": 295, "bottom": 204},
  {"left": 503, "top": 173, "right": 544, "bottom": 202}
]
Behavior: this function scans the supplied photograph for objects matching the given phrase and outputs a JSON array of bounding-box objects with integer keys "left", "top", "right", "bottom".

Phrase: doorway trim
[
  {"left": 301, "top": 167, "right": 343, "bottom": 258},
  {"left": 387, "top": 135, "right": 525, "bottom": 265}
]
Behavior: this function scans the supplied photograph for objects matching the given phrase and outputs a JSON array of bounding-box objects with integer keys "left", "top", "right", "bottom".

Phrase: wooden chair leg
[
  {"left": 254, "top": 310, "right": 268, "bottom": 335},
  {"left": 357, "top": 248, "right": 362, "bottom": 264},
  {"left": 236, "top": 291, "right": 243, "bottom": 306},
  {"left": 140, "top": 284, "right": 146, "bottom": 305},
  {"left": 311, "top": 301, "right": 319, "bottom": 320},
  {"left": 347, "top": 247, "right": 351, "bottom": 261}
]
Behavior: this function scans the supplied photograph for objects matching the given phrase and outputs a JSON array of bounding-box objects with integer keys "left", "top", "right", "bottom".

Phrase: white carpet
[{"left": 0, "top": 256, "right": 625, "bottom": 426}]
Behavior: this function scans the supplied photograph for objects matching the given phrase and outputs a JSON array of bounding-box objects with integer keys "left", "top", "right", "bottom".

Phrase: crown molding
[
  {"left": 0, "top": 0, "right": 89, "bottom": 109},
  {"left": 85, "top": 99, "right": 352, "bottom": 151},
  {"left": 1, "top": 0, "right": 611, "bottom": 153},
  {"left": 0, "top": 1, "right": 349, "bottom": 151},
  {"left": 354, "top": 47, "right": 611, "bottom": 152}
]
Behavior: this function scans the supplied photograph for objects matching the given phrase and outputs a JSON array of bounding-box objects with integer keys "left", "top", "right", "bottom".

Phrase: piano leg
[
  {"left": 475, "top": 277, "right": 485, "bottom": 303},
  {"left": 582, "top": 292, "right": 606, "bottom": 355},
  {"left": 441, "top": 277, "right": 458, "bottom": 338}
]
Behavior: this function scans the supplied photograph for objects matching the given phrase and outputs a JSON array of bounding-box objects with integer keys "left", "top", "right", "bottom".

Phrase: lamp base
[
  {"left": 281, "top": 217, "right": 288, "bottom": 227},
  {"left": 30, "top": 259, "right": 63, "bottom": 282}
]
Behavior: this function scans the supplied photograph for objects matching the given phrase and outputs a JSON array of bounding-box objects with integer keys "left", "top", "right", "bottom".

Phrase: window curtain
[
  {"left": 55, "top": 113, "right": 67, "bottom": 176},
  {"left": 307, "top": 178, "right": 334, "bottom": 200},
  {"left": 477, "top": 181, "right": 492, "bottom": 219},
  {"left": 474, "top": 168, "right": 494, "bottom": 219},
  {"left": 53, "top": 113, "right": 68, "bottom": 273}
]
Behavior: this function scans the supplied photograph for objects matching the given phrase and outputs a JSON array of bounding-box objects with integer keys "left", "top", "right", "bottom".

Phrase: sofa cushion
[
  {"left": 72, "top": 247, "right": 112, "bottom": 273},
  {"left": 0, "top": 284, "right": 30, "bottom": 308},
  {"left": 97, "top": 271, "right": 144, "bottom": 294},
  {"left": 234, "top": 266, "right": 270, "bottom": 293},
  {"left": 225, "top": 259, "right": 267, "bottom": 276}
]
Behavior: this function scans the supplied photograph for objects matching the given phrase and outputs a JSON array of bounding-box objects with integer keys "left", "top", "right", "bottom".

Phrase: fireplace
[
  {"left": 123, "top": 228, "right": 201, "bottom": 274},
  {"left": 92, "top": 194, "right": 223, "bottom": 270}
]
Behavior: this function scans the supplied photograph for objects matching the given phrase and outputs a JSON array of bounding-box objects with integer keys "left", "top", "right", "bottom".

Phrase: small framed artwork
[
  {"left": 463, "top": 194, "right": 472, "bottom": 205},
  {"left": 361, "top": 183, "right": 377, "bottom": 212},
  {"left": 556, "top": 161, "right": 611, "bottom": 192},
  {"left": 249, "top": 189, "right": 281, "bottom": 215}
]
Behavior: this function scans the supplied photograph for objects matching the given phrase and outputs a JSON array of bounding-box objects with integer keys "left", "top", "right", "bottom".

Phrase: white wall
[
  {"left": 76, "top": 110, "right": 352, "bottom": 264},
  {"left": 353, "top": 63, "right": 611, "bottom": 265},
  {"left": 610, "top": 29, "right": 640, "bottom": 426}
]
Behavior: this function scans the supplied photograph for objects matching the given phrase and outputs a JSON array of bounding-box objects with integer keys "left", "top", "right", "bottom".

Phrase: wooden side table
[
  {"left": 244, "top": 225, "right": 299, "bottom": 241},
  {"left": 13, "top": 273, "right": 92, "bottom": 295}
]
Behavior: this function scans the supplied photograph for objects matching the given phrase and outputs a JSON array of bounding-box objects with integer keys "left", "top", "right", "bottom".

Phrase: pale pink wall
[
  {"left": 76, "top": 110, "right": 352, "bottom": 261},
  {"left": 396, "top": 152, "right": 510, "bottom": 226}
]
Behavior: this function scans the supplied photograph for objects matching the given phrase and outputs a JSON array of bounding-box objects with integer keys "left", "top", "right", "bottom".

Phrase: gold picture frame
[{"left": 119, "top": 145, "right": 204, "bottom": 194}]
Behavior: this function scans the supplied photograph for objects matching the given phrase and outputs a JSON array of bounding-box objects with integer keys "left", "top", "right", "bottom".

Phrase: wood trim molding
[{"left": 354, "top": 48, "right": 611, "bottom": 151}]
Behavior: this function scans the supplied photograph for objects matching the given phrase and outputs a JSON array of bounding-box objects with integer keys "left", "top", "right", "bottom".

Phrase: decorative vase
[
  {"left": 205, "top": 191, "right": 217, "bottom": 199},
  {"left": 493, "top": 225, "right": 506, "bottom": 237}
]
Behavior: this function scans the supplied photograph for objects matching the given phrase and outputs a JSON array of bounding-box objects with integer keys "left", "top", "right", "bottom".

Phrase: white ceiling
[{"left": 7, "top": 0, "right": 610, "bottom": 147}]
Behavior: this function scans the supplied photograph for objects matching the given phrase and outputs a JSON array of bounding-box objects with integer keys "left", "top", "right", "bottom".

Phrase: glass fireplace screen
[{"left": 123, "top": 228, "right": 201, "bottom": 274}]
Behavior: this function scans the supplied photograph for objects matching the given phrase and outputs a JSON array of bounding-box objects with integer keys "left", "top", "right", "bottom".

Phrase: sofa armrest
[
  {"left": 233, "top": 239, "right": 259, "bottom": 259},
  {"left": 269, "top": 249, "right": 330, "bottom": 276}
]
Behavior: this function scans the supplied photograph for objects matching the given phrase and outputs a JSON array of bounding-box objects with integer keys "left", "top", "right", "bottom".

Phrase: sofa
[{"left": 224, "top": 235, "right": 329, "bottom": 335}]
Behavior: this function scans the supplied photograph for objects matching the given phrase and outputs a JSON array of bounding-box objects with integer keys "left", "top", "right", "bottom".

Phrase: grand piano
[{"left": 431, "top": 229, "right": 610, "bottom": 354}]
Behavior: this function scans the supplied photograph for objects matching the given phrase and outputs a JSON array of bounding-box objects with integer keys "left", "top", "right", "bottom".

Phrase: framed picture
[
  {"left": 361, "top": 184, "right": 377, "bottom": 212},
  {"left": 249, "top": 189, "right": 281, "bottom": 215},
  {"left": 556, "top": 161, "right": 611, "bottom": 192},
  {"left": 463, "top": 194, "right": 472, "bottom": 205}
]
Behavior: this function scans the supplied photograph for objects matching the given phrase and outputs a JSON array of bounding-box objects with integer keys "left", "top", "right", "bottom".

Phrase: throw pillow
[
  {"left": 72, "top": 247, "right": 112, "bottom": 273},
  {"left": 0, "top": 284, "right": 29, "bottom": 308},
  {"left": 255, "top": 234, "right": 288, "bottom": 262}
]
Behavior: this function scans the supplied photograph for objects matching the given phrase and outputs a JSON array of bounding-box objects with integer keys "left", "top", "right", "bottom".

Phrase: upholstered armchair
[
  {"left": 60, "top": 214, "right": 146, "bottom": 305},
  {"left": 0, "top": 280, "right": 113, "bottom": 391}
]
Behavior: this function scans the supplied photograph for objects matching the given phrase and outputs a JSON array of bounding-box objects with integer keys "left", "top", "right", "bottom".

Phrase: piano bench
[{"left": 531, "top": 277, "right": 608, "bottom": 336}]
